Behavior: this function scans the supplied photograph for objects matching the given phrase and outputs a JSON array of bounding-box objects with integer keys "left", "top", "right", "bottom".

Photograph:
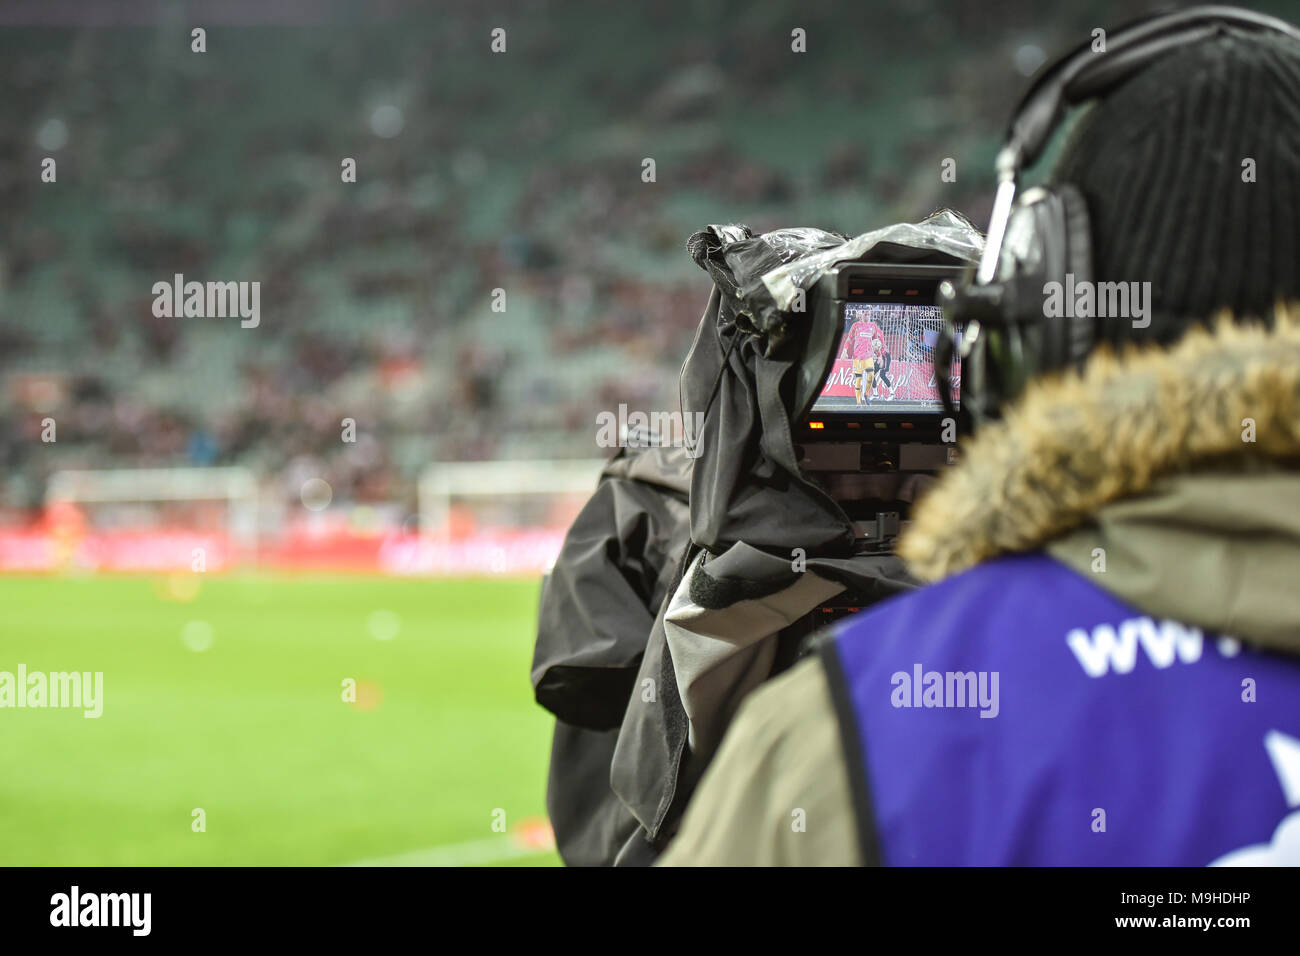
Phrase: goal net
[
  {"left": 28, "top": 467, "right": 258, "bottom": 573},
  {"left": 390, "top": 459, "right": 607, "bottom": 576}
]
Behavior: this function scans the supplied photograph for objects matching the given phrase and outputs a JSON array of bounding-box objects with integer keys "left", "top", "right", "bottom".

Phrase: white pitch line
[{"left": 343, "top": 836, "right": 549, "bottom": 867}]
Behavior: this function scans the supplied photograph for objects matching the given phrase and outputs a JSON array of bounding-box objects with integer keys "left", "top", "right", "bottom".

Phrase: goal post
[
  {"left": 417, "top": 459, "right": 608, "bottom": 541},
  {"left": 44, "top": 466, "right": 259, "bottom": 554},
  {"left": 405, "top": 459, "right": 608, "bottom": 574},
  {"left": 32, "top": 461, "right": 608, "bottom": 576}
]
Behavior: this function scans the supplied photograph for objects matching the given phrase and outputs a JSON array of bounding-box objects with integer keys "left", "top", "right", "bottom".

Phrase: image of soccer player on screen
[
  {"left": 840, "top": 311, "right": 884, "bottom": 405},
  {"left": 872, "top": 335, "right": 894, "bottom": 399}
]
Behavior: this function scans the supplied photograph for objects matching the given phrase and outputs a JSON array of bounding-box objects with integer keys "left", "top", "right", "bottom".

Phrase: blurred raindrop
[
  {"left": 369, "top": 104, "right": 404, "bottom": 138},
  {"left": 1015, "top": 43, "right": 1046, "bottom": 77},
  {"left": 367, "top": 609, "right": 401, "bottom": 641},
  {"left": 181, "top": 620, "right": 215, "bottom": 653},
  {"left": 37, "top": 118, "right": 68, "bottom": 151},
  {"left": 300, "top": 478, "right": 333, "bottom": 511}
]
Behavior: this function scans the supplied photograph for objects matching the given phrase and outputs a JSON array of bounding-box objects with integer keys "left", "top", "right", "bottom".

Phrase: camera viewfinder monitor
[
  {"left": 795, "top": 263, "right": 964, "bottom": 508},
  {"left": 807, "top": 264, "right": 962, "bottom": 426}
]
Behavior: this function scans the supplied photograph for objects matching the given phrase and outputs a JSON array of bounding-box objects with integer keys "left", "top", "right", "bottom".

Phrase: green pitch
[{"left": 0, "top": 573, "right": 560, "bottom": 866}]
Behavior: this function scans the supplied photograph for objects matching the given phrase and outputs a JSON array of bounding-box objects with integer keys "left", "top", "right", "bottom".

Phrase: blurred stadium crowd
[{"left": 0, "top": 0, "right": 1159, "bottom": 530}]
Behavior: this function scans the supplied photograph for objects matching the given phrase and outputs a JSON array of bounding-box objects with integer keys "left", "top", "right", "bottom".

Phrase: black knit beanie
[{"left": 1051, "top": 28, "right": 1300, "bottom": 343}]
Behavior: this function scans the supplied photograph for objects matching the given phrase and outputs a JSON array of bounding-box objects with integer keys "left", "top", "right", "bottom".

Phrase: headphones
[{"left": 936, "top": 5, "right": 1300, "bottom": 426}]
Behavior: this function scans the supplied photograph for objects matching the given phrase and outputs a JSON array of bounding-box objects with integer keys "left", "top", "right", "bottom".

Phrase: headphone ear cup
[
  {"left": 1055, "top": 182, "right": 1096, "bottom": 365},
  {"left": 1008, "top": 184, "right": 1094, "bottom": 371},
  {"left": 936, "top": 182, "right": 1095, "bottom": 421}
]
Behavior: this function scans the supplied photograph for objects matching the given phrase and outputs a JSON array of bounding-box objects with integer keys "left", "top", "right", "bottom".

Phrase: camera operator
[{"left": 661, "top": 8, "right": 1300, "bottom": 866}]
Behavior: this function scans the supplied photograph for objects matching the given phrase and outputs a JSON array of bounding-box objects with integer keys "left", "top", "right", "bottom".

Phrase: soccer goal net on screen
[
  {"left": 874, "top": 304, "right": 943, "bottom": 354},
  {"left": 34, "top": 467, "right": 258, "bottom": 573},
  {"left": 401, "top": 458, "right": 607, "bottom": 576}
]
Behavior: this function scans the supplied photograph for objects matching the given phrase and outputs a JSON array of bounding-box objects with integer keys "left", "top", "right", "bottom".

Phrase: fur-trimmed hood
[{"left": 900, "top": 305, "right": 1300, "bottom": 649}]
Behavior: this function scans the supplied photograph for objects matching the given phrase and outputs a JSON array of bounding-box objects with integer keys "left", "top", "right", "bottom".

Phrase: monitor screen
[{"left": 810, "top": 301, "right": 960, "bottom": 414}]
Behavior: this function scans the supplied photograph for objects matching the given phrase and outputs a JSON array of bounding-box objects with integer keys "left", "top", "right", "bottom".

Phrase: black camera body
[
  {"left": 787, "top": 261, "right": 965, "bottom": 631},
  {"left": 795, "top": 260, "right": 964, "bottom": 545}
]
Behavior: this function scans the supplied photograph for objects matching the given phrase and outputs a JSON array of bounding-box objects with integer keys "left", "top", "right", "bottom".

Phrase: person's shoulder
[
  {"left": 732, "top": 650, "right": 835, "bottom": 740},
  {"left": 834, "top": 553, "right": 1075, "bottom": 645},
  {"left": 657, "top": 656, "right": 859, "bottom": 866}
]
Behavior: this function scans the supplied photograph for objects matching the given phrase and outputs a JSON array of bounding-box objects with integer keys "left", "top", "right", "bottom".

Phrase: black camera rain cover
[{"left": 680, "top": 209, "right": 984, "bottom": 559}]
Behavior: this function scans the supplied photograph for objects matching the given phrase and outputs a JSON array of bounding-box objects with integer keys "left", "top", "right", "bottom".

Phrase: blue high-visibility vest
[{"left": 823, "top": 553, "right": 1300, "bottom": 866}]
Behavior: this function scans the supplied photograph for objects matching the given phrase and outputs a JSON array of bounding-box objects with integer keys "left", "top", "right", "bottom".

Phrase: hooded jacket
[{"left": 660, "top": 309, "right": 1300, "bottom": 865}]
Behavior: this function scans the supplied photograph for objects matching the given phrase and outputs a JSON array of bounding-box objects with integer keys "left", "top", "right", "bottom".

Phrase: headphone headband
[
  {"left": 974, "top": 6, "right": 1300, "bottom": 287},
  {"left": 1009, "top": 6, "right": 1300, "bottom": 170},
  {"left": 941, "top": 5, "right": 1300, "bottom": 427}
]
